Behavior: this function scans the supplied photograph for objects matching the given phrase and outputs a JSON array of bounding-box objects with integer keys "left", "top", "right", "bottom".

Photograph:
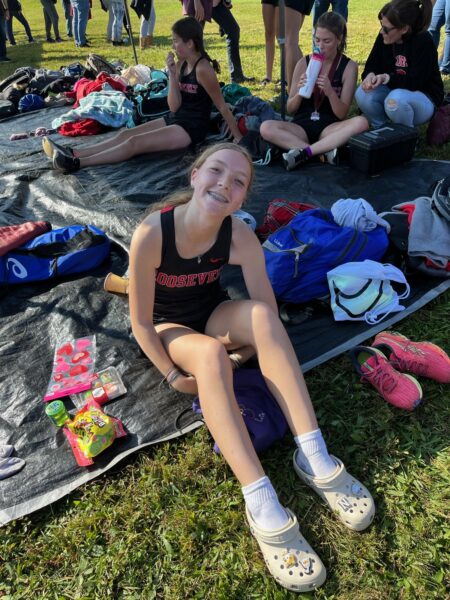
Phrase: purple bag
[{"left": 192, "top": 369, "right": 289, "bottom": 454}]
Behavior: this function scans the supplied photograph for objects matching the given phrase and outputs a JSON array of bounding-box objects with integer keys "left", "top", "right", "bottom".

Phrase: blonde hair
[{"left": 147, "top": 143, "right": 254, "bottom": 215}]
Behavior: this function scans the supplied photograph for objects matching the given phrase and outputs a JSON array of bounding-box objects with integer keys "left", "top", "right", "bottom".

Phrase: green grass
[{"left": 1, "top": 2, "right": 449, "bottom": 599}]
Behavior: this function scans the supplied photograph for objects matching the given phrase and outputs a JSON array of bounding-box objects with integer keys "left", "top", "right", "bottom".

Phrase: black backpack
[{"left": 238, "top": 131, "right": 281, "bottom": 166}]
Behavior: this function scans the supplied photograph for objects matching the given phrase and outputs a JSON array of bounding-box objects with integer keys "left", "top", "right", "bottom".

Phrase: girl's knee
[
  {"left": 354, "top": 115, "right": 369, "bottom": 133},
  {"left": 196, "top": 337, "right": 229, "bottom": 373},
  {"left": 260, "top": 120, "right": 278, "bottom": 141},
  {"left": 249, "top": 301, "right": 280, "bottom": 335}
]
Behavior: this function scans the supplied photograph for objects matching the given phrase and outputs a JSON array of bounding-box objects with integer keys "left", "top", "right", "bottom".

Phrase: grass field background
[{"left": 0, "top": 2, "right": 449, "bottom": 599}]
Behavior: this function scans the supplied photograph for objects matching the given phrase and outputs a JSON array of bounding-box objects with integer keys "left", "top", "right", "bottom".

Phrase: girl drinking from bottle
[
  {"left": 128, "top": 141, "right": 375, "bottom": 593},
  {"left": 260, "top": 11, "right": 368, "bottom": 171},
  {"left": 42, "top": 17, "right": 242, "bottom": 173}
]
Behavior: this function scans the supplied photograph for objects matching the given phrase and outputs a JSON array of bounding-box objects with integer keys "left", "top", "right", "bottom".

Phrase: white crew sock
[
  {"left": 294, "top": 429, "right": 337, "bottom": 479},
  {"left": 242, "top": 475, "right": 289, "bottom": 531}
]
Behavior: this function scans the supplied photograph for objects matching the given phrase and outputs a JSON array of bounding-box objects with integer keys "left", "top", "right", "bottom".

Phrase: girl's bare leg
[
  {"left": 310, "top": 116, "right": 369, "bottom": 155},
  {"left": 79, "top": 124, "right": 191, "bottom": 168},
  {"left": 260, "top": 119, "right": 309, "bottom": 150},
  {"left": 206, "top": 300, "right": 318, "bottom": 436},
  {"left": 262, "top": 4, "right": 278, "bottom": 81},
  {"left": 156, "top": 324, "right": 265, "bottom": 487},
  {"left": 74, "top": 118, "right": 169, "bottom": 159},
  {"left": 285, "top": 8, "right": 304, "bottom": 89}
]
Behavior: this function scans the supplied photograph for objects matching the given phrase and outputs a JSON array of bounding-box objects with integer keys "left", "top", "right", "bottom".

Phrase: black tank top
[
  {"left": 294, "top": 54, "right": 350, "bottom": 120},
  {"left": 175, "top": 57, "right": 213, "bottom": 120},
  {"left": 153, "top": 207, "right": 232, "bottom": 327}
]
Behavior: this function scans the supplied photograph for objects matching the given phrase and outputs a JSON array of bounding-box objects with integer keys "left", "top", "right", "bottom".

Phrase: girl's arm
[
  {"left": 129, "top": 216, "right": 197, "bottom": 394},
  {"left": 166, "top": 52, "right": 182, "bottom": 113},
  {"left": 196, "top": 61, "right": 243, "bottom": 141},
  {"left": 286, "top": 57, "right": 308, "bottom": 115},
  {"left": 318, "top": 58, "right": 358, "bottom": 120},
  {"left": 229, "top": 218, "right": 278, "bottom": 314}
]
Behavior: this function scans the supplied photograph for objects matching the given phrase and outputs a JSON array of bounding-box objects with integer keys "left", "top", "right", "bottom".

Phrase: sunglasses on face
[{"left": 380, "top": 24, "right": 397, "bottom": 34}]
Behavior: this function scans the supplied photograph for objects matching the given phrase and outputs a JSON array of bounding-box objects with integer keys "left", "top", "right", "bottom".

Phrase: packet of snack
[
  {"left": 44, "top": 336, "right": 96, "bottom": 401},
  {"left": 63, "top": 399, "right": 127, "bottom": 467},
  {"left": 70, "top": 366, "right": 127, "bottom": 409}
]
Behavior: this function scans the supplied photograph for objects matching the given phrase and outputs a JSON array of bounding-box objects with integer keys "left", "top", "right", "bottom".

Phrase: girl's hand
[
  {"left": 297, "top": 73, "right": 308, "bottom": 91},
  {"left": 166, "top": 52, "right": 177, "bottom": 77},
  {"left": 316, "top": 74, "right": 333, "bottom": 97},
  {"left": 171, "top": 373, "right": 198, "bottom": 395},
  {"left": 194, "top": 0, "right": 205, "bottom": 21},
  {"left": 362, "top": 72, "right": 377, "bottom": 91}
]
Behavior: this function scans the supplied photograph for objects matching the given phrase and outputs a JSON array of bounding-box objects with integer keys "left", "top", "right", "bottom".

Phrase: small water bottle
[
  {"left": 298, "top": 52, "right": 324, "bottom": 99},
  {"left": 45, "top": 400, "right": 71, "bottom": 427}
]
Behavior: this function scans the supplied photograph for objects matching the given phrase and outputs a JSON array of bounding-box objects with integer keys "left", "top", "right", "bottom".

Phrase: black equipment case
[{"left": 349, "top": 124, "right": 418, "bottom": 176}]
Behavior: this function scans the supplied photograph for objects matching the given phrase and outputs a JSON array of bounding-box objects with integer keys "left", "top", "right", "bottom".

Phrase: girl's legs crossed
[
  {"left": 311, "top": 116, "right": 369, "bottom": 155},
  {"left": 260, "top": 119, "right": 309, "bottom": 150},
  {"left": 384, "top": 89, "right": 435, "bottom": 127}
]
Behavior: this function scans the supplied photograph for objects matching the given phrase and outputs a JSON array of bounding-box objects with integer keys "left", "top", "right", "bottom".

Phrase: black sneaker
[
  {"left": 42, "top": 136, "right": 74, "bottom": 159},
  {"left": 232, "top": 74, "right": 255, "bottom": 84},
  {"left": 55, "top": 37, "right": 64, "bottom": 43},
  {"left": 53, "top": 150, "right": 80, "bottom": 174},
  {"left": 0, "top": 57, "right": 11, "bottom": 62},
  {"left": 46, "top": 37, "right": 55, "bottom": 43},
  {"left": 282, "top": 148, "right": 310, "bottom": 171}
]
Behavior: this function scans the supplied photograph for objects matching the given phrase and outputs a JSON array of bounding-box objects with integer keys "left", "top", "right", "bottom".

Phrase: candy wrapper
[
  {"left": 70, "top": 366, "right": 127, "bottom": 409},
  {"left": 63, "top": 399, "right": 127, "bottom": 467},
  {"left": 44, "top": 336, "right": 96, "bottom": 401}
]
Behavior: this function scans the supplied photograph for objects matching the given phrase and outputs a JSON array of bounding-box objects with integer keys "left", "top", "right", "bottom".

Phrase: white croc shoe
[
  {"left": 246, "top": 506, "right": 326, "bottom": 592},
  {"left": 293, "top": 452, "right": 375, "bottom": 531}
]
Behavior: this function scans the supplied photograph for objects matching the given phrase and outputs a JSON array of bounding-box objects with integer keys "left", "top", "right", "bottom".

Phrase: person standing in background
[
  {"left": 5, "top": 0, "right": 34, "bottom": 44},
  {"left": 40, "top": 0, "right": 63, "bottom": 42},
  {"left": 260, "top": 0, "right": 315, "bottom": 90},
  {"left": 61, "top": 0, "right": 73, "bottom": 37},
  {"left": 70, "top": 0, "right": 89, "bottom": 47},
  {"left": 260, "top": 0, "right": 278, "bottom": 85},
  {"left": 428, "top": 0, "right": 450, "bottom": 74},
  {"left": 311, "top": 0, "right": 348, "bottom": 30},
  {"left": 0, "top": 0, "right": 10, "bottom": 61},
  {"left": 140, "top": 2, "right": 156, "bottom": 48},
  {"left": 181, "top": 0, "right": 254, "bottom": 83}
]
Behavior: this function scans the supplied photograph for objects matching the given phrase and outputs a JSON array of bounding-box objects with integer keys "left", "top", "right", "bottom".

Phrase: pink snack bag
[{"left": 44, "top": 335, "right": 96, "bottom": 401}]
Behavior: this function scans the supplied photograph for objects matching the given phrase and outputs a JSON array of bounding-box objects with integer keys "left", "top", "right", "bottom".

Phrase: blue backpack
[
  {"left": 0, "top": 224, "right": 110, "bottom": 285},
  {"left": 262, "top": 208, "right": 389, "bottom": 303}
]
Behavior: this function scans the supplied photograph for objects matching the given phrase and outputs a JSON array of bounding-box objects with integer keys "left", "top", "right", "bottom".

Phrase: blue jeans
[
  {"left": 61, "top": 0, "right": 73, "bottom": 37},
  {"left": 211, "top": 2, "right": 244, "bottom": 81},
  {"left": 70, "top": 0, "right": 89, "bottom": 46},
  {"left": 312, "top": 0, "right": 348, "bottom": 26},
  {"left": 355, "top": 84, "right": 435, "bottom": 128},
  {"left": 428, "top": 0, "right": 450, "bottom": 74},
  {"left": 110, "top": 0, "right": 124, "bottom": 42}
]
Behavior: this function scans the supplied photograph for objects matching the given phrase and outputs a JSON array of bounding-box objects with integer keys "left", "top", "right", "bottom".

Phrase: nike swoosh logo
[{"left": 210, "top": 257, "right": 224, "bottom": 263}]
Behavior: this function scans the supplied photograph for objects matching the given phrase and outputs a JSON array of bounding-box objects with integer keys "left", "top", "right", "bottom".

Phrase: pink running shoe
[
  {"left": 349, "top": 346, "right": 423, "bottom": 410},
  {"left": 373, "top": 331, "right": 450, "bottom": 384}
]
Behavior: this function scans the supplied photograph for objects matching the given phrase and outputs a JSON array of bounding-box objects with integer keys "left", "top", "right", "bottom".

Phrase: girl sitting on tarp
[
  {"left": 42, "top": 16, "right": 242, "bottom": 173},
  {"left": 260, "top": 11, "right": 368, "bottom": 171},
  {"left": 355, "top": 0, "right": 444, "bottom": 129},
  {"left": 128, "top": 141, "right": 375, "bottom": 593}
]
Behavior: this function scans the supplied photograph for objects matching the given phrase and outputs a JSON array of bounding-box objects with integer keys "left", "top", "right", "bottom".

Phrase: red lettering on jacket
[{"left": 395, "top": 54, "right": 408, "bottom": 68}]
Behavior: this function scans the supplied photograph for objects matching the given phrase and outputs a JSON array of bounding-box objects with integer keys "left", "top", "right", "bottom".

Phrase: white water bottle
[{"left": 298, "top": 52, "right": 324, "bottom": 99}]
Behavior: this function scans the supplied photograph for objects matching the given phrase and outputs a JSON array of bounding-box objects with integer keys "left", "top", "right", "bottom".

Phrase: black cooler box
[{"left": 349, "top": 124, "right": 418, "bottom": 175}]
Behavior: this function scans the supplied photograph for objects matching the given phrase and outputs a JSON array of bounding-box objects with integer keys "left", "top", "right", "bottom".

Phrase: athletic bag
[
  {"left": 0, "top": 225, "right": 110, "bottom": 285},
  {"left": 189, "top": 369, "right": 289, "bottom": 454},
  {"left": 263, "top": 208, "right": 389, "bottom": 303},
  {"left": 128, "top": 70, "right": 169, "bottom": 127}
]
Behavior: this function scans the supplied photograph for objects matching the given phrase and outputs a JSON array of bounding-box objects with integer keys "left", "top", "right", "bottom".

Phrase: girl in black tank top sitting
[
  {"left": 42, "top": 17, "right": 242, "bottom": 174},
  {"left": 260, "top": 12, "right": 369, "bottom": 171},
  {"left": 129, "top": 142, "right": 375, "bottom": 593}
]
